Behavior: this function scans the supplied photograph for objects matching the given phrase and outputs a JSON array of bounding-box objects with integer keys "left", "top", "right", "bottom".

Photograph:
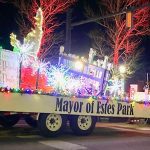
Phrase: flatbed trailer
[
  {"left": 1, "top": 7, "right": 149, "bottom": 137},
  {"left": 0, "top": 92, "right": 150, "bottom": 137}
]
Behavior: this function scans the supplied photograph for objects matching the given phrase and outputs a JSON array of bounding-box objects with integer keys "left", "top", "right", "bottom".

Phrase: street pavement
[{"left": 0, "top": 122, "right": 150, "bottom": 150}]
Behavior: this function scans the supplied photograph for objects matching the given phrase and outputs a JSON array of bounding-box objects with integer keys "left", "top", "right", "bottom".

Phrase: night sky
[
  {"left": 0, "top": 0, "right": 150, "bottom": 83},
  {"left": 0, "top": 2, "right": 18, "bottom": 49}
]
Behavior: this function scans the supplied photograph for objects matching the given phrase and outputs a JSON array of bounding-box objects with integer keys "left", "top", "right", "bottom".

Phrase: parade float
[{"left": 0, "top": 8, "right": 150, "bottom": 137}]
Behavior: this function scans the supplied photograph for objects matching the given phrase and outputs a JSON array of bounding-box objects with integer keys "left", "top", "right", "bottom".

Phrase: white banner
[
  {"left": 0, "top": 50, "right": 20, "bottom": 88},
  {"left": 0, "top": 93, "right": 150, "bottom": 118}
]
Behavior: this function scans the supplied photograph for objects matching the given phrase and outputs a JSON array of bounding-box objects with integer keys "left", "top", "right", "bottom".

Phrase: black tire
[
  {"left": 70, "top": 115, "right": 97, "bottom": 136},
  {"left": 147, "top": 119, "right": 150, "bottom": 124},
  {"left": 24, "top": 115, "right": 37, "bottom": 128},
  {"left": 0, "top": 114, "right": 20, "bottom": 128},
  {"left": 38, "top": 113, "right": 67, "bottom": 137}
]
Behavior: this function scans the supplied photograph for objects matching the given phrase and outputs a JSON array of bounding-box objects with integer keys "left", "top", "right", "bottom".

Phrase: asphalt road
[{"left": 0, "top": 122, "right": 150, "bottom": 150}]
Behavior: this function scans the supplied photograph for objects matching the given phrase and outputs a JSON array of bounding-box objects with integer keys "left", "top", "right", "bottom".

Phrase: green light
[
  {"left": 13, "top": 47, "right": 20, "bottom": 53},
  {"left": 15, "top": 88, "right": 20, "bottom": 92},
  {"left": 92, "top": 96, "right": 97, "bottom": 100},
  {"left": 0, "top": 46, "right": 3, "bottom": 51}
]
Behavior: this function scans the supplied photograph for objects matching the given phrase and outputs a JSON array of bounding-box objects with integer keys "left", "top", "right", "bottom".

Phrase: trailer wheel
[
  {"left": 147, "top": 119, "right": 150, "bottom": 124},
  {"left": 70, "top": 115, "right": 97, "bottom": 136},
  {"left": 24, "top": 115, "right": 37, "bottom": 128},
  {"left": 0, "top": 114, "right": 20, "bottom": 128},
  {"left": 38, "top": 113, "right": 67, "bottom": 137}
]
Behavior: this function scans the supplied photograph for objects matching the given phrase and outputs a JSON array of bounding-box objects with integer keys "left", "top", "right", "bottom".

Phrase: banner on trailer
[{"left": 0, "top": 93, "right": 150, "bottom": 118}]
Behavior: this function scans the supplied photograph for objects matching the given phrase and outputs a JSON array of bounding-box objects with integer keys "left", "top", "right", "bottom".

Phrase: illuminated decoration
[
  {"left": 88, "top": 48, "right": 96, "bottom": 64},
  {"left": 0, "top": 46, "right": 3, "bottom": 51},
  {"left": 0, "top": 87, "right": 150, "bottom": 104},
  {"left": 59, "top": 47, "right": 111, "bottom": 69},
  {"left": 129, "top": 84, "right": 150, "bottom": 102},
  {"left": 106, "top": 64, "right": 126, "bottom": 97},
  {"left": 74, "top": 61, "right": 84, "bottom": 71},
  {"left": 56, "top": 48, "right": 113, "bottom": 96},
  {"left": 106, "top": 77, "right": 125, "bottom": 97},
  {"left": 119, "top": 65, "right": 126, "bottom": 74},
  {"left": 46, "top": 65, "right": 70, "bottom": 93},
  {"left": 134, "top": 92, "right": 150, "bottom": 102},
  {"left": 130, "top": 84, "right": 138, "bottom": 99},
  {"left": 8, "top": 8, "right": 44, "bottom": 90},
  {"left": 102, "top": 56, "right": 109, "bottom": 69},
  {"left": 46, "top": 65, "right": 81, "bottom": 96},
  {"left": 0, "top": 50, "right": 20, "bottom": 88},
  {"left": 0, "top": 87, "right": 42, "bottom": 95},
  {"left": 10, "top": 8, "right": 43, "bottom": 66},
  {"left": 46, "top": 64, "right": 108, "bottom": 97},
  {"left": 32, "top": 60, "right": 49, "bottom": 74},
  {"left": 20, "top": 66, "right": 49, "bottom": 91}
]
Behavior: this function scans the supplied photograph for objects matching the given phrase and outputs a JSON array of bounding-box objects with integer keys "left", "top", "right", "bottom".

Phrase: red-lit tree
[
  {"left": 36, "top": 0, "right": 76, "bottom": 59},
  {"left": 86, "top": 0, "right": 149, "bottom": 72},
  {"left": 1, "top": 0, "right": 75, "bottom": 59}
]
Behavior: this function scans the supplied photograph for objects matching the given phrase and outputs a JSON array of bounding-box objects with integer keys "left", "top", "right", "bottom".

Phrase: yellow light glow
[
  {"left": 74, "top": 61, "right": 84, "bottom": 71},
  {"left": 119, "top": 65, "right": 126, "bottom": 74},
  {"left": 88, "top": 97, "right": 93, "bottom": 103}
]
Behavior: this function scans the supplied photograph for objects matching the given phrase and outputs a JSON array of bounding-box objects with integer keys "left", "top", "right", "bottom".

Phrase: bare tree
[{"left": 89, "top": 29, "right": 113, "bottom": 60}]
